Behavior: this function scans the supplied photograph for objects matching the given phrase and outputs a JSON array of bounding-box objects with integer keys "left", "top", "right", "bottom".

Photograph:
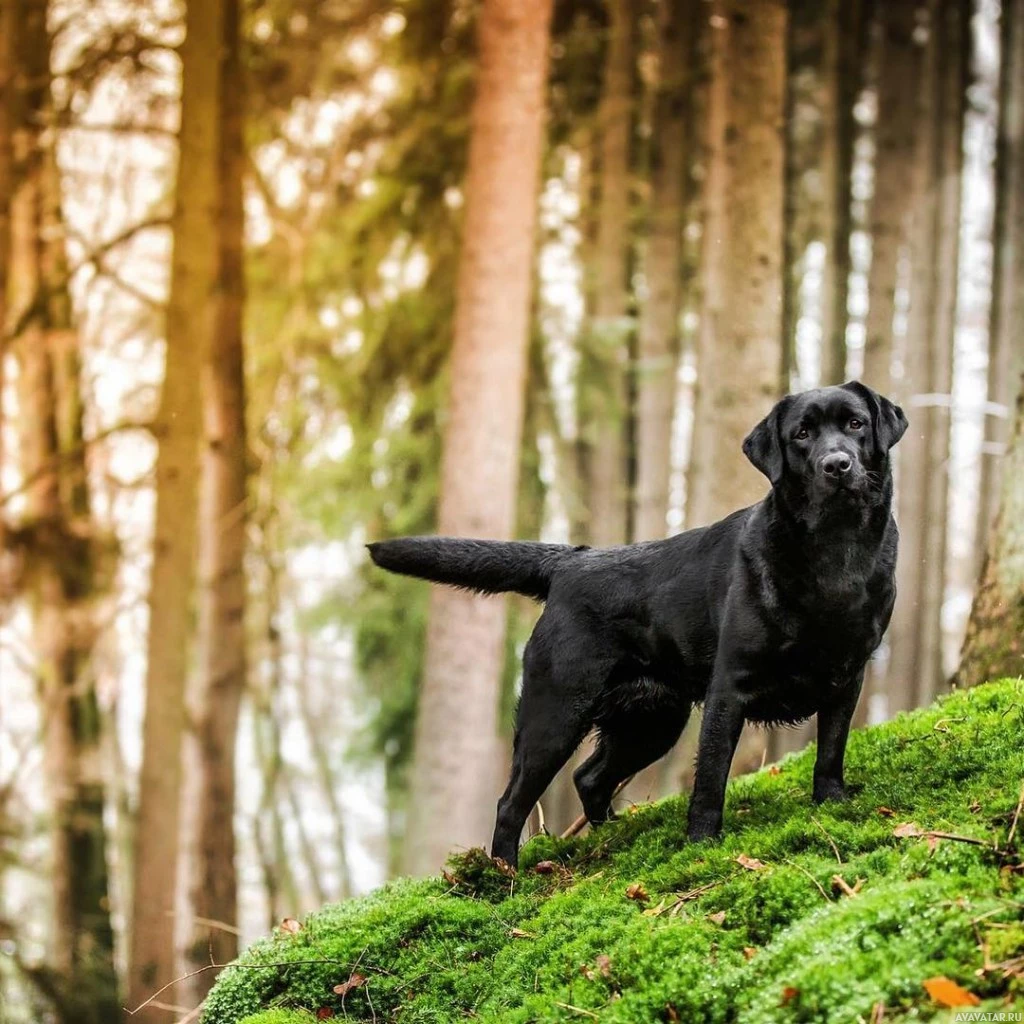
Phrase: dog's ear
[
  {"left": 743, "top": 397, "right": 792, "bottom": 484},
  {"left": 841, "top": 380, "right": 908, "bottom": 455}
]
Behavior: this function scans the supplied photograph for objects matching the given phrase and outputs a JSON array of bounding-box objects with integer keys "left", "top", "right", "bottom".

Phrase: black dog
[{"left": 369, "top": 381, "right": 907, "bottom": 867}]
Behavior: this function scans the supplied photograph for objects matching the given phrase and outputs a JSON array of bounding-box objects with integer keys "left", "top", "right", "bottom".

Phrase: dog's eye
[
  {"left": 848, "top": 418, "right": 863, "bottom": 430},
  {"left": 795, "top": 428, "right": 809, "bottom": 440}
]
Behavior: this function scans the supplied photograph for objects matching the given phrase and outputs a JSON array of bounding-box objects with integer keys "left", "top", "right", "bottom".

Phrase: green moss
[{"left": 205, "top": 681, "right": 1024, "bottom": 1024}]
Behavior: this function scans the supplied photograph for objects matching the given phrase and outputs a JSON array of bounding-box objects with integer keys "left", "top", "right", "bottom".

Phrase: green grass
[{"left": 206, "top": 680, "right": 1024, "bottom": 1024}]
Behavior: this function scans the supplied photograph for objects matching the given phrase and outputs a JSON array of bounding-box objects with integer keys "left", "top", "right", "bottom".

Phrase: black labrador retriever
[{"left": 369, "top": 381, "right": 908, "bottom": 867}]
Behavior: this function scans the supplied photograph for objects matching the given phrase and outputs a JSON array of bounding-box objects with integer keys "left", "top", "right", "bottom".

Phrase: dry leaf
[
  {"left": 736, "top": 854, "right": 765, "bottom": 871},
  {"left": 642, "top": 899, "right": 668, "bottom": 917},
  {"left": 768, "top": 765, "right": 781, "bottom": 776},
  {"left": 876, "top": 806, "right": 896, "bottom": 818},
  {"left": 869, "top": 1001, "right": 886, "bottom": 1023},
  {"left": 580, "top": 964, "right": 595, "bottom": 981},
  {"left": 921, "top": 976, "right": 980, "bottom": 1008},
  {"left": 442, "top": 869, "right": 459, "bottom": 887},
  {"left": 509, "top": 928, "right": 535, "bottom": 939},
  {"left": 595, "top": 954, "right": 612, "bottom": 978},
  {"left": 280, "top": 918, "right": 302, "bottom": 935},
  {"left": 893, "top": 822, "right": 923, "bottom": 838},
  {"left": 534, "top": 860, "right": 557, "bottom": 875},
  {"left": 780, "top": 986, "right": 800, "bottom": 1006},
  {"left": 665, "top": 1004, "right": 681, "bottom": 1022},
  {"left": 625, "top": 883, "right": 649, "bottom": 902},
  {"left": 708, "top": 910, "right": 726, "bottom": 925},
  {"left": 316, "top": 1009, "right": 335, "bottom": 1020},
  {"left": 333, "top": 972, "right": 366, "bottom": 996},
  {"left": 742, "top": 947, "right": 757, "bottom": 960},
  {"left": 969, "top": 799, "right": 982, "bottom": 814}
]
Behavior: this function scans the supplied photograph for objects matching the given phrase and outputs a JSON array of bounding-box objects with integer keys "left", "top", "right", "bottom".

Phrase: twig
[
  {"left": 811, "top": 816, "right": 843, "bottom": 863},
  {"left": 1007, "top": 780, "right": 1024, "bottom": 848},
  {"left": 561, "top": 778, "right": 634, "bottom": 839},
  {"left": 783, "top": 858, "right": 830, "bottom": 902},
  {"left": 554, "top": 1002, "right": 599, "bottom": 1020}
]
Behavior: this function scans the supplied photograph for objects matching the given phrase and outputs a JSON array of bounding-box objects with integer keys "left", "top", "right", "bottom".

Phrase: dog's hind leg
[
  {"left": 574, "top": 698, "right": 690, "bottom": 824},
  {"left": 490, "top": 648, "right": 599, "bottom": 868}
]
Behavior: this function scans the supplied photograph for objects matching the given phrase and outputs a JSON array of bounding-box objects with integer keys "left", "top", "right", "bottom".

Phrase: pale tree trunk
[
  {"left": 862, "top": 0, "right": 925, "bottom": 390},
  {"left": 402, "top": 0, "right": 554, "bottom": 877},
  {"left": 977, "top": 0, "right": 1024, "bottom": 571},
  {"left": 956, "top": 370, "right": 1024, "bottom": 688},
  {"left": 700, "top": 0, "right": 787, "bottom": 773},
  {"left": 685, "top": 0, "right": 729, "bottom": 530},
  {"left": 888, "top": 0, "right": 964, "bottom": 713},
  {"left": 580, "top": 0, "right": 633, "bottom": 548},
  {"left": 127, "top": 0, "right": 218, "bottom": 1011},
  {"left": 8, "top": 3, "right": 117, "bottom": 1018},
  {"left": 186, "top": 0, "right": 247, "bottom": 1000},
  {"left": 633, "top": 0, "right": 693, "bottom": 543}
]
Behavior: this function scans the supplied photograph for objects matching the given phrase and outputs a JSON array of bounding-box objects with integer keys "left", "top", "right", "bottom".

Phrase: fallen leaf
[
  {"left": 742, "top": 947, "right": 757, "bottom": 960},
  {"left": 595, "top": 954, "right": 612, "bottom": 978},
  {"left": 893, "top": 822, "right": 923, "bottom": 838},
  {"left": 625, "top": 883, "right": 649, "bottom": 902},
  {"left": 780, "top": 986, "right": 800, "bottom": 1006},
  {"left": 642, "top": 899, "right": 668, "bottom": 917},
  {"left": 316, "top": 1009, "right": 335, "bottom": 1020},
  {"left": 333, "top": 972, "right": 366, "bottom": 996},
  {"left": 869, "top": 1001, "right": 886, "bottom": 1023},
  {"left": 665, "top": 1004, "right": 681, "bottom": 1022},
  {"left": 876, "top": 806, "right": 896, "bottom": 818},
  {"left": 534, "top": 860, "right": 557, "bottom": 875},
  {"left": 280, "top": 918, "right": 302, "bottom": 935},
  {"left": 708, "top": 910, "right": 726, "bottom": 926},
  {"left": 768, "top": 765, "right": 781, "bottom": 776},
  {"left": 969, "top": 799, "right": 982, "bottom": 813},
  {"left": 441, "top": 869, "right": 459, "bottom": 887},
  {"left": 926, "top": 834, "right": 939, "bottom": 854},
  {"left": 509, "top": 928, "right": 535, "bottom": 939},
  {"left": 736, "top": 854, "right": 765, "bottom": 871},
  {"left": 922, "top": 976, "right": 980, "bottom": 1008},
  {"left": 580, "top": 964, "right": 595, "bottom": 981}
]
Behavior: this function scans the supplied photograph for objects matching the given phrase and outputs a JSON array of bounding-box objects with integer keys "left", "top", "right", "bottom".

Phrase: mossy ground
[{"left": 205, "top": 681, "right": 1024, "bottom": 1024}]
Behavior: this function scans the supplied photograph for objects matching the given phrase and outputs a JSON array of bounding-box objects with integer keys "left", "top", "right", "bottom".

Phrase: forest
[{"left": 0, "top": 0, "right": 1022, "bottom": 1020}]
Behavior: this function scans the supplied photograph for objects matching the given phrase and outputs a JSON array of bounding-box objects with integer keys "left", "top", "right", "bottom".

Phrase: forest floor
[{"left": 203, "top": 680, "right": 1024, "bottom": 1024}]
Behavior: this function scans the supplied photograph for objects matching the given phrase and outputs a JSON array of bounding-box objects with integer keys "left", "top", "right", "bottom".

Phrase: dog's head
[{"left": 742, "top": 381, "right": 907, "bottom": 516}]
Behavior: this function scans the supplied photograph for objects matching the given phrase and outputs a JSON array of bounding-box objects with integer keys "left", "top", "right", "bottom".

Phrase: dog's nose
[{"left": 821, "top": 452, "right": 853, "bottom": 477}]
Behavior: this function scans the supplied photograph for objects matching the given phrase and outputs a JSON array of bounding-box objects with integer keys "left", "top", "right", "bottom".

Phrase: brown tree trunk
[
  {"left": 579, "top": 0, "right": 633, "bottom": 548},
  {"left": 977, "top": 0, "right": 1024, "bottom": 571},
  {"left": 861, "top": 0, "right": 925, "bottom": 390},
  {"left": 401, "top": 0, "right": 554, "bottom": 876},
  {"left": 887, "top": 0, "right": 964, "bottom": 713},
  {"left": 127, "top": 0, "right": 219, "bottom": 1012},
  {"left": 957, "top": 370, "right": 1024, "bottom": 687},
  {"left": 185, "top": 0, "right": 248, "bottom": 1000},
  {"left": 8, "top": 3, "right": 117, "bottom": 1018},
  {"left": 633, "top": 0, "right": 693, "bottom": 543}
]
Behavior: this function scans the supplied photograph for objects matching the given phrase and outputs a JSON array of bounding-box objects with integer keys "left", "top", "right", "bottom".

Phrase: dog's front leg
[
  {"left": 812, "top": 670, "right": 864, "bottom": 803},
  {"left": 687, "top": 682, "right": 749, "bottom": 842}
]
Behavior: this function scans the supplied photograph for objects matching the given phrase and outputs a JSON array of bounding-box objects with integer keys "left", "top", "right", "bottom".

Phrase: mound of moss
[{"left": 205, "top": 681, "right": 1024, "bottom": 1024}]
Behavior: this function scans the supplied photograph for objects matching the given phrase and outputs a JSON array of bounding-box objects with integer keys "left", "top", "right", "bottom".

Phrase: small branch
[
  {"left": 784, "top": 858, "right": 831, "bottom": 902},
  {"left": 554, "top": 1002, "right": 599, "bottom": 1020},
  {"left": 811, "top": 816, "right": 843, "bottom": 864},
  {"left": 1007, "top": 780, "right": 1024, "bottom": 848}
]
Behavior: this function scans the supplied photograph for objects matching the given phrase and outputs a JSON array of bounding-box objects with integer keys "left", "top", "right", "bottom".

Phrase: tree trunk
[
  {"left": 861, "top": 0, "right": 925, "bottom": 390},
  {"left": 977, "top": 0, "right": 1024, "bottom": 571},
  {"left": 401, "top": 0, "right": 554, "bottom": 876},
  {"left": 127, "top": 0, "right": 219, "bottom": 1011},
  {"left": 185, "top": 0, "right": 248, "bottom": 1000},
  {"left": 580, "top": 0, "right": 633, "bottom": 548},
  {"left": 957, "top": 370, "right": 1024, "bottom": 687},
  {"left": 8, "top": 3, "right": 117, "bottom": 1018},
  {"left": 0, "top": 0, "right": 12, "bottom": 554},
  {"left": 633, "top": 0, "right": 693, "bottom": 543},
  {"left": 887, "top": 0, "right": 964, "bottom": 713}
]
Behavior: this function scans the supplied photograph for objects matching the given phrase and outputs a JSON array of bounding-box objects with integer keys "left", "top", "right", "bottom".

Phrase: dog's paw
[
  {"left": 812, "top": 779, "right": 848, "bottom": 804},
  {"left": 686, "top": 815, "right": 723, "bottom": 843}
]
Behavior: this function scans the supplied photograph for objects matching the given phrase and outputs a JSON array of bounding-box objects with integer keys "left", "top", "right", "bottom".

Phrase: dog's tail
[{"left": 366, "top": 536, "right": 582, "bottom": 601}]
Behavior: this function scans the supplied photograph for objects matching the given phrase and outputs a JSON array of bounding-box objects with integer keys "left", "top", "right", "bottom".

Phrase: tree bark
[
  {"left": 977, "top": 0, "right": 1024, "bottom": 571},
  {"left": 127, "top": 0, "right": 219, "bottom": 1011},
  {"left": 861, "top": 0, "right": 925, "bottom": 390},
  {"left": 887, "top": 0, "right": 964, "bottom": 712},
  {"left": 402, "top": 0, "right": 554, "bottom": 876},
  {"left": 8, "top": 2, "right": 117, "bottom": 1018},
  {"left": 957, "top": 370, "right": 1024, "bottom": 688},
  {"left": 185, "top": 0, "right": 248, "bottom": 1000},
  {"left": 633, "top": 0, "right": 693, "bottom": 543},
  {"left": 579, "top": 0, "right": 633, "bottom": 547}
]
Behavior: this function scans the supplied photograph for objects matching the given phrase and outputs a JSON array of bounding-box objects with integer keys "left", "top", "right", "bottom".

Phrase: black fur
[{"left": 369, "top": 381, "right": 908, "bottom": 867}]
